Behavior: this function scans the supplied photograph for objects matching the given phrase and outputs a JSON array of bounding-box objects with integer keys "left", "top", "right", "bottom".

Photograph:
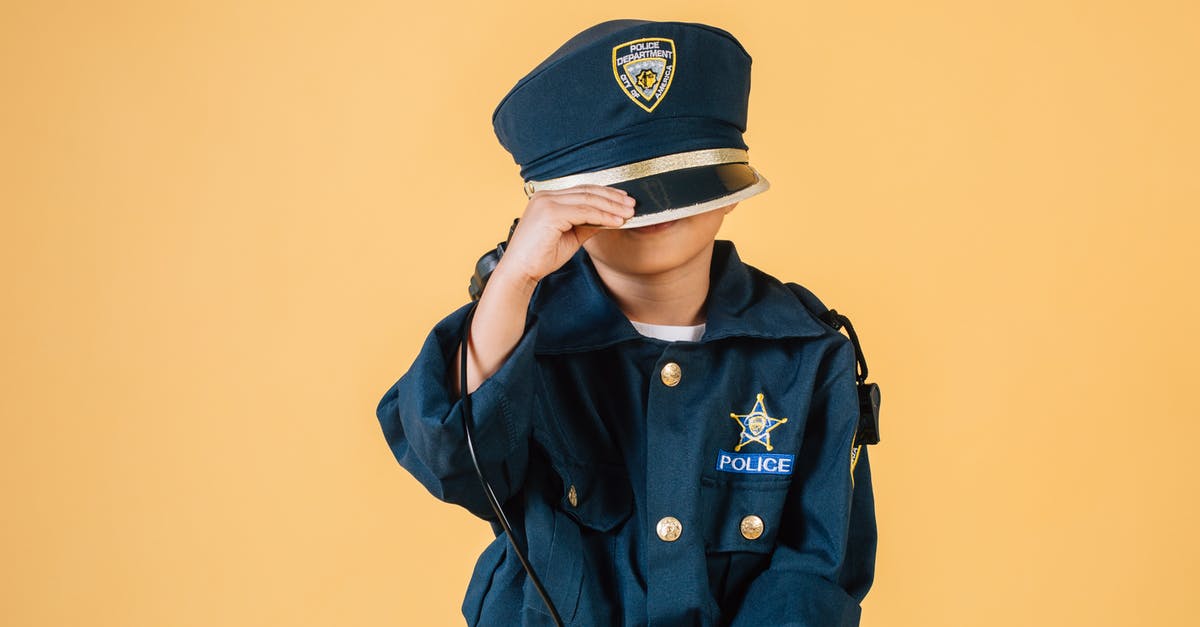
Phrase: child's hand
[
  {"left": 457, "top": 185, "right": 632, "bottom": 394},
  {"left": 494, "top": 185, "right": 636, "bottom": 287}
]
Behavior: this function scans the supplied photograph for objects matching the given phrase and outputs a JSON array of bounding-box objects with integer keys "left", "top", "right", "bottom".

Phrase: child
[{"left": 377, "top": 19, "right": 877, "bottom": 626}]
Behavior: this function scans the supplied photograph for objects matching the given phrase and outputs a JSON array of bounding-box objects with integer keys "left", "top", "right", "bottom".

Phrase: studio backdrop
[{"left": 2, "top": 1, "right": 1197, "bottom": 625}]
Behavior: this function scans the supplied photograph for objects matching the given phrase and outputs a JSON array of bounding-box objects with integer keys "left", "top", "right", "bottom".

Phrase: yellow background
[{"left": 2, "top": 1, "right": 1197, "bottom": 625}]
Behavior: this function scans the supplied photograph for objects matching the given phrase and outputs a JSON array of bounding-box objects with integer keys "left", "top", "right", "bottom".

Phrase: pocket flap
[{"left": 551, "top": 459, "right": 633, "bottom": 532}]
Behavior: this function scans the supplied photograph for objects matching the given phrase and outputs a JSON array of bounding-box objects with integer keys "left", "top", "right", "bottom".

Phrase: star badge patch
[{"left": 730, "top": 393, "right": 788, "bottom": 452}]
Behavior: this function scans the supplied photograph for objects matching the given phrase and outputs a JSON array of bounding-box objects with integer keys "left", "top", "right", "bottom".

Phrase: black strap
[
  {"left": 787, "top": 284, "right": 882, "bottom": 446},
  {"left": 469, "top": 219, "right": 520, "bottom": 302}
]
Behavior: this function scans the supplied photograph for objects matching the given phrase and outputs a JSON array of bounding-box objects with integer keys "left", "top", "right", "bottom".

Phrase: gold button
[
  {"left": 567, "top": 485, "right": 578, "bottom": 508},
  {"left": 656, "top": 516, "right": 682, "bottom": 542},
  {"left": 740, "top": 515, "right": 764, "bottom": 540},
  {"left": 660, "top": 362, "right": 682, "bottom": 387}
]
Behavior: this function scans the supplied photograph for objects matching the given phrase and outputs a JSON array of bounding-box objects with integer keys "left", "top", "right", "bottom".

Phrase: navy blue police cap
[{"left": 493, "top": 19, "right": 769, "bottom": 229}]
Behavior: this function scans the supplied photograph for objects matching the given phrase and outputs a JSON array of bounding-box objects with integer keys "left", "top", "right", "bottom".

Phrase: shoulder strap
[{"left": 786, "top": 283, "right": 882, "bottom": 446}]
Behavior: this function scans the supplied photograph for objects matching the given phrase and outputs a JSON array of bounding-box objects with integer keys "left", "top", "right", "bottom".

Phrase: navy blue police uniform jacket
[{"left": 376, "top": 240, "right": 877, "bottom": 626}]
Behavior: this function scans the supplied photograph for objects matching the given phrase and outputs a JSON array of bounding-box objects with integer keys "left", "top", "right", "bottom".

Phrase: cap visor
[{"left": 609, "top": 163, "right": 770, "bottom": 229}]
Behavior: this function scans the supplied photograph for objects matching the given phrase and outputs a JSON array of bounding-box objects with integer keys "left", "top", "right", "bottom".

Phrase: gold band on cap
[{"left": 523, "top": 148, "right": 751, "bottom": 197}]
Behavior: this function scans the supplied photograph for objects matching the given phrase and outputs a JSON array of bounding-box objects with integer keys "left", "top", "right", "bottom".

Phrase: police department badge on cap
[{"left": 612, "top": 37, "right": 676, "bottom": 112}]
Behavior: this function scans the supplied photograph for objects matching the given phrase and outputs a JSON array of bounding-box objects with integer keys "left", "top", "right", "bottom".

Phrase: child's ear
[{"left": 721, "top": 203, "right": 739, "bottom": 215}]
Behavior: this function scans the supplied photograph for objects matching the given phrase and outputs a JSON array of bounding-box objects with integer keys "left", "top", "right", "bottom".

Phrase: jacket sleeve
[
  {"left": 375, "top": 302, "right": 541, "bottom": 520},
  {"left": 729, "top": 339, "right": 878, "bottom": 627}
]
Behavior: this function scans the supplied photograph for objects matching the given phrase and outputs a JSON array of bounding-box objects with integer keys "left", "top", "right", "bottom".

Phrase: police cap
[{"left": 493, "top": 19, "right": 769, "bottom": 228}]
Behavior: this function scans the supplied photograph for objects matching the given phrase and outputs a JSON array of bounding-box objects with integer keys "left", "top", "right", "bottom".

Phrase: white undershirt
[{"left": 629, "top": 320, "right": 707, "bottom": 342}]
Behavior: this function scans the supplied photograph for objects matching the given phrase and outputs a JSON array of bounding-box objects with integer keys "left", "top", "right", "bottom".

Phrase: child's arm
[
  {"left": 377, "top": 185, "right": 634, "bottom": 518},
  {"left": 455, "top": 185, "right": 635, "bottom": 394},
  {"left": 729, "top": 339, "right": 877, "bottom": 626}
]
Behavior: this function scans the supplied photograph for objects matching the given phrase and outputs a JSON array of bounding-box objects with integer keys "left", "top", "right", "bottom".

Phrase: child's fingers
[
  {"left": 541, "top": 184, "right": 630, "bottom": 201},
  {"left": 540, "top": 186, "right": 636, "bottom": 216},
  {"left": 556, "top": 202, "right": 629, "bottom": 228},
  {"left": 542, "top": 183, "right": 638, "bottom": 211}
]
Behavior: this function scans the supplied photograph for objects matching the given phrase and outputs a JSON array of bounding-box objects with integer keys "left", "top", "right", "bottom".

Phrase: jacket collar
[{"left": 531, "top": 240, "right": 828, "bottom": 354}]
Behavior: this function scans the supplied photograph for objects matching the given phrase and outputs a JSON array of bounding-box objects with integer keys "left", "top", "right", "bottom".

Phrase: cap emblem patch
[{"left": 612, "top": 37, "right": 676, "bottom": 112}]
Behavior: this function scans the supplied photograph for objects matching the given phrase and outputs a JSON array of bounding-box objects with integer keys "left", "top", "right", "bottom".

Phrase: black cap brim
[{"left": 608, "top": 162, "right": 768, "bottom": 228}]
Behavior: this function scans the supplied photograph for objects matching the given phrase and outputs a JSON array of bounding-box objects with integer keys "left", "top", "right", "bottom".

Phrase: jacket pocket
[
  {"left": 551, "top": 459, "right": 635, "bottom": 532},
  {"left": 700, "top": 476, "right": 791, "bottom": 554},
  {"left": 523, "top": 504, "right": 584, "bottom": 624},
  {"left": 521, "top": 459, "right": 634, "bottom": 624}
]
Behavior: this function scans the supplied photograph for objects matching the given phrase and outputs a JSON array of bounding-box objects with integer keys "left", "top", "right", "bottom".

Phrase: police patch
[
  {"left": 612, "top": 37, "right": 676, "bottom": 112},
  {"left": 729, "top": 393, "right": 787, "bottom": 452},
  {"left": 717, "top": 393, "right": 794, "bottom": 475},
  {"left": 716, "top": 450, "right": 794, "bottom": 475}
]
